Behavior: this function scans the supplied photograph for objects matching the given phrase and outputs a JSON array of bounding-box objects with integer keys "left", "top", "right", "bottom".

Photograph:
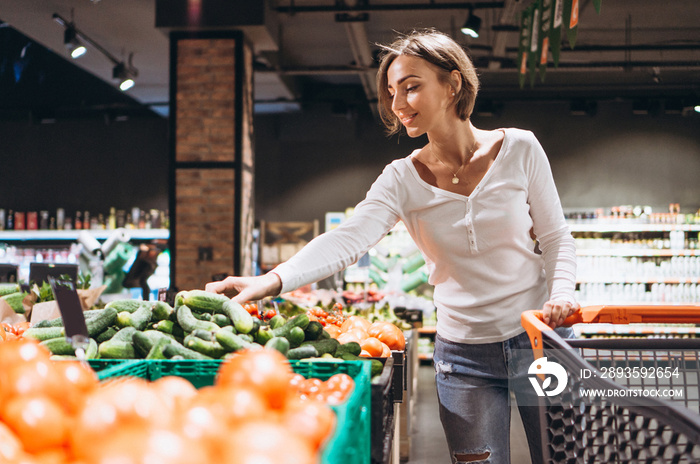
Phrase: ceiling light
[
  {"left": 63, "top": 26, "right": 86, "bottom": 59},
  {"left": 113, "top": 60, "right": 138, "bottom": 92},
  {"left": 695, "top": 105, "right": 700, "bottom": 114},
  {"left": 461, "top": 8, "right": 481, "bottom": 38}
]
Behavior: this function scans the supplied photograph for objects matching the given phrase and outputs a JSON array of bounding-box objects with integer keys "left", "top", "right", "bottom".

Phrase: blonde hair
[{"left": 376, "top": 29, "right": 480, "bottom": 136}]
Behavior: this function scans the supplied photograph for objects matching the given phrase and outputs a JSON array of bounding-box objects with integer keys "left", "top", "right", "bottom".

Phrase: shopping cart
[{"left": 521, "top": 305, "right": 700, "bottom": 463}]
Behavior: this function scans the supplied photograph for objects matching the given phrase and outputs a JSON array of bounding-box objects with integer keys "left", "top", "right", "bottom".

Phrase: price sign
[{"left": 48, "top": 276, "right": 88, "bottom": 340}]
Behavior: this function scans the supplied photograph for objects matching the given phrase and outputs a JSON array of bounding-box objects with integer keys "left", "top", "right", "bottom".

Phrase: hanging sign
[
  {"left": 528, "top": 0, "right": 541, "bottom": 87},
  {"left": 518, "top": 5, "right": 533, "bottom": 89},
  {"left": 550, "top": 0, "right": 564, "bottom": 66},
  {"left": 593, "top": 0, "right": 602, "bottom": 14},
  {"left": 538, "top": 0, "right": 554, "bottom": 81},
  {"left": 562, "top": 0, "right": 579, "bottom": 48}
]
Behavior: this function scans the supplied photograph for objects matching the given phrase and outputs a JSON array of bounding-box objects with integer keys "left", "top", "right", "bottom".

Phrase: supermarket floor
[{"left": 407, "top": 364, "right": 532, "bottom": 464}]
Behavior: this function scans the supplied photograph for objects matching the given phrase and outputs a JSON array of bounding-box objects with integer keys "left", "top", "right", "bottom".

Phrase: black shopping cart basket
[{"left": 521, "top": 305, "right": 700, "bottom": 464}]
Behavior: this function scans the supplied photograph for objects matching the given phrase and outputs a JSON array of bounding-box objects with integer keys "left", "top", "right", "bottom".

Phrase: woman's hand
[
  {"left": 205, "top": 273, "right": 282, "bottom": 303},
  {"left": 541, "top": 299, "right": 580, "bottom": 329}
]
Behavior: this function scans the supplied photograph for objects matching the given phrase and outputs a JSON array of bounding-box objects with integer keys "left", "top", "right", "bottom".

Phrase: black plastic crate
[{"left": 370, "top": 355, "right": 395, "bottom": 464}]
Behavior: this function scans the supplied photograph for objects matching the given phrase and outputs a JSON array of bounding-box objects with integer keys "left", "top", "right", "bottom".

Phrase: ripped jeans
[{"left": 433, "top": 328, "right": 573, "bottom": 464}]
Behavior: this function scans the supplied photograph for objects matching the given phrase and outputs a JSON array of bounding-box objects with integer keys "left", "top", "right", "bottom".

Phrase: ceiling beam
[
  {"left": 344, "top": 21, "right": 378, "bottom": 115},
  {"left": 276, "top": 2, "right": 505, "bottom": 14}
]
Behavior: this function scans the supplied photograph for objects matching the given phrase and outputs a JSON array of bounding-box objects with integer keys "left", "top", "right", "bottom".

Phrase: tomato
[
  {"left": 367, "top": 321, "right": 406, "bottom": 350},
  {"left": 380, "top": 341, "right": 392, "bottom": 357},
  {"left": 0, "top": 324, "right": 6, "bottom": 341},
  {"left": 336, "top": 332, "right": 361, "bottom": 346},
  {"left": 360, "top": 336, "right": 384, "bottom": 357},
  {"left": 222, "top": 420, "right": 317, "bottom": 464},
  {"left": 281, "top": 396, "right": 337, "bottom": 450},
  {"left": 324, "top": 324, "right": 341, "bottom": 338},
  {"left": 3, "top": 395, "right": 69, "bottom": 453},
  {"left": 264, "top": 309, "right": 277, "bottom": 320},
  {"left": 347, "top": 327, "right": 369, "bottom": 342},
  {"left": 0, "top": 421, "right": 25, "bottom": 461},
  {"left": 190, "top": 385, "right": 268, "bottom": 426},
  {"left": 151, "top": 376, "right": 198, "bottom": 412},
  {"left": 325, "top": 373, "right": 355, "bottom": 404},
  {"left": 216, "top": 349, "right": 293, "bottom": 410},
  {"left": 340, "top": 315, "right": 371, "bottom": 333},
  {"left": 50, "top": 360, "right": 99, "bottom": 414},
  {"left": 0, "top": 357, "right": 64, "bottom": 411}
]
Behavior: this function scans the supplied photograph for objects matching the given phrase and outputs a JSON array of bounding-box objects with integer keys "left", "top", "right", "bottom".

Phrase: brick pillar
[{"left": 169, "top": 32, "right": 255, "bottom": 291}]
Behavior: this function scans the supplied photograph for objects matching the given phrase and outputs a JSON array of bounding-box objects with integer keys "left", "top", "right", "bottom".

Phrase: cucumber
[
  {"left": 185, "top": 337, "right": 227, "bottom": 358},
  {"left": 163, "top": 342, "right": 214, "bottom": 360},
  {"left": 339, "top": 353, "right": 384, "bottom": 377},
  {"left": 238, "top": 333, "right": 255, "bottom": 344},
  {"left": 152, "top": 319, "right": 175, "bottom": 334},
  {"left": 222, "top": 300, "right": 254, "bottom": 334},
  {"left": 104, "top": 299, "right": 146, "bottom": 314},
  {"left": 336, "top": 341, "right": 362, "bottom": 357},
  {"left": 272, "top": 314, "right": 310, "bottom": 338},
  {"left": 0, "top": 283, "right": 19, "bottom": 296},
  {"left": 192, "top": 311, "right": 213, "bottom": 321},
  {"left": 264, "top": 336, "right": 290, "bottom": 356},
  {"left": 254, "top": 326, "right": 274, "bottom": 345},
  {"left": 115, "top": 305, "right": 152, "bottom": 331},
  {"left": 301, "top": 338, "right": 340, "bottom": 357},
  {"left": 183, "top": 290, "right": 230, "bottom": 314},
  {"left": 287, "top": 344, "right": 319, "bottom": 360},
  {"left": 318, "top": 329, "right": 331, "bottom": 340},
  {"left": 40, "top": 337, "right": 74, "bottom": 356},
  {"left": 23, "top": 327, "right": 64, "bottom": 341},
  {"left": 303, "top": 321, "right": 324, "bottom": 341},
  {"left": 150, "top": 301, "right": 175, "bottom": 322},
  {"left": 219, "top": 325, "right": 236, "bottom": 333},
  {"left": 133, "top": 330, "right": 174, "bottom": 357},
  {"left": 250, "top": 318, "right": 262, "bottom": 335},
  {"left": 98, "top": 340, "right": 136, "bottom": 359},
  {"left": 85, "top": 338, "right": 98, "bottom": 359},
  {"left": 174, "top": 291, "right": 187, "bottom": 309},
  {"left": 2, "top": 292, "right": 26, "bottom": 313},
  {"left": 215, "top": 330, "right": 254, "bottom": 352},
  {"left": 176, "top": 305, "right": 220, "bottom": 333},
  {"left": 211, "top": 314, "right": 231, "bottom": 327},
  {"left": 86, "top": 308, "right": 118, "bottom": 337},
  {"left": 97, "top": 327, "right": 138, "bottom": 358},
  {"left": 268, "top": 314, "right": 286, "bottom": 330},
  {"left": 287, "top": 326, "right": 306, "bottom": 348},
  {"left": 33, "top": 317, "right": 65, "bottom": 329},
  {"left": 190, "top": 328, "right": 215, "bottom": 341},
  {"left": 95, "top": 326, "right": 119, "bottom": 344},
  {"left": 145, "top": 338, "right": 170, "bottom": 360}
]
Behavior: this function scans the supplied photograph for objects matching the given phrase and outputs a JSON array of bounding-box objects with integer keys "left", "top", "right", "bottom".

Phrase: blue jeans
[{"left": 433, "top": 328, "right": 574, "bottom": 464}]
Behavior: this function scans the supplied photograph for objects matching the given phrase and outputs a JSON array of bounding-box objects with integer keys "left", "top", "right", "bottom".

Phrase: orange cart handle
[{"left": 521, "top": 305, "right": 700, "bottom": 360}]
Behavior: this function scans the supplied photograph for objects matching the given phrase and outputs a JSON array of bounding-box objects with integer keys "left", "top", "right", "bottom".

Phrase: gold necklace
[{"left": 429, "top": 140, "right": 478, "bottom": 185}]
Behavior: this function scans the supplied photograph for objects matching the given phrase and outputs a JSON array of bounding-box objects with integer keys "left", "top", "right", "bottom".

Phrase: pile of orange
[
  {"left": 324, "top": 315, "right": 405, "bottom": 358},
  {"left": 0, "top": 340, "right": 344, "bottom": 464}
]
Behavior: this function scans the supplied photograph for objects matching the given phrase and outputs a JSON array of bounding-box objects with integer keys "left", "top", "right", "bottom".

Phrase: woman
[{"left": 207, "top": 29, "right": 578, "bottom": 464}]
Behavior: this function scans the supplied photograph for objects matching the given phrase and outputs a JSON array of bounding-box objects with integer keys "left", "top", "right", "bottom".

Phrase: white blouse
[{"left": 273, "top": 128, "right": 577, "bottom": 344}]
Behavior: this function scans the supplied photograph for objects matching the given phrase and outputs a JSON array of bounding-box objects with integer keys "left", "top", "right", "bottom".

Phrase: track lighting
[
  {"left": 461, "top": 8, "right": 481, "bottom": 38},
  {"left": 113, "top": 57, "right": 138, "bottom": 92},
  {"left": 63, "top": 26, "right": 86, "bottom": 59},
  {"left": 53, "top": 12, "right": 138, "bottom": 92}
]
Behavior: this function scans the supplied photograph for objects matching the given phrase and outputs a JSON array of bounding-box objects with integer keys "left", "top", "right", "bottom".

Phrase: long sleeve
[
  {"left": 272, "top": 164, "right": 402, "bottom": 294},
  {"left": 525, "top": 133, "right": 577, "bottom": 303}
]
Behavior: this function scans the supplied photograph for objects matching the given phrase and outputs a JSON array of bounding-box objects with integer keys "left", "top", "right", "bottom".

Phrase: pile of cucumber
[
  {"left": 22, "top": 290, "right": 378, "bottom": 371},
  {"left": 0, "top": 283, "right": 26, "bottom": 314}
]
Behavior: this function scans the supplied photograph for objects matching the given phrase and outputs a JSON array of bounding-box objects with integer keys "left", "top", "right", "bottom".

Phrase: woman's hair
[{"left": 376, "top": 29, "right": 480, "bottom": 136}]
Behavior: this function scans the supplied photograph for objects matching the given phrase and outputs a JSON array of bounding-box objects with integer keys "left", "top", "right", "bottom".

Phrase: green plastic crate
[
  {"left": 98, "top": 358, "right": 371, "bottom": 464},
  {"left": 88, "top": 359, "right": 138, "bottom": 374}
]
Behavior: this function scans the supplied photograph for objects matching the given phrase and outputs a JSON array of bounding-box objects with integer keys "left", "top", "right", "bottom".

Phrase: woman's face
[{"left": 386, "top": 55, "right": 455, "bottom": 138}]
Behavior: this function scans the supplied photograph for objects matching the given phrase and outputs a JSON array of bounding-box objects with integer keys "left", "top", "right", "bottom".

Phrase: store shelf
[
  {"left": 578, "top": 278, "right": 700, "bottom": 284},
  {"left": 0, "top": 229, "right": 169, "bottom": 241},
  {"left": 568, "top": 223, "right": 700, "bottom": 233},
  {"left": 576, "top": 249, "right": 700, "bottom": 257},
  {"left": 417, "top": 326, "right": 436, "bottom": 335}
]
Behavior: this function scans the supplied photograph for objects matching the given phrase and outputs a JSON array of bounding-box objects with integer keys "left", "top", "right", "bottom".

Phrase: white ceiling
[{"left": 0, "top": 0, "right": 698, "bottom": 116}]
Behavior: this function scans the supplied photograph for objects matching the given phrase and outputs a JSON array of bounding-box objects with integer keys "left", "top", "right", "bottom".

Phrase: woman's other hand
[
  {"left": 541, "top": 299, "right": 580, "bottom": 329},
  {"left": 205, "top": 273, "right": 282, "bottom": 303}
]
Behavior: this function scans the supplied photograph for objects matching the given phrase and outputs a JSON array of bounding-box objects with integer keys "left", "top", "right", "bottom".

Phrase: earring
[{"left": 451, "top": 91, "right": 456, "bottom": 96}]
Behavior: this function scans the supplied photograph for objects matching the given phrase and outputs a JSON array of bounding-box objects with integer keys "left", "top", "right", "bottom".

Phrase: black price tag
[{"left": 48, "top": 276, "right": 88, "bottom": 339}]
